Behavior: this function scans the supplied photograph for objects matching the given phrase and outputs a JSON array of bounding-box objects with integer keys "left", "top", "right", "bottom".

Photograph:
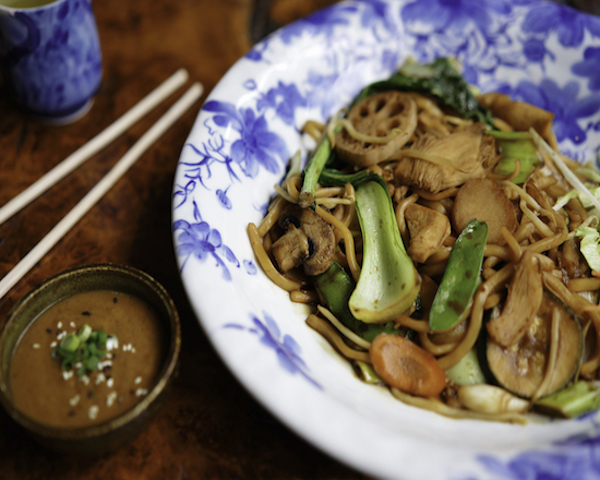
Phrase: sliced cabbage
[{"left": 575, "top": 226, "right": 600, "bottom": 273}]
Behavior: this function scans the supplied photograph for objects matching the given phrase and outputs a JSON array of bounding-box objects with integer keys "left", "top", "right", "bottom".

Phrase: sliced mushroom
[
  {"left": 452, "top": 178, "right": 517, "bottom": 245},
  {"left": 335, "top": 91, "right": 418, "bottom": 168},
  {"left": 271, "top": 204, "right": 336, "bottom": 276},
  {"left": 486, "top": 250, "right": 543, "bottom": 348}
]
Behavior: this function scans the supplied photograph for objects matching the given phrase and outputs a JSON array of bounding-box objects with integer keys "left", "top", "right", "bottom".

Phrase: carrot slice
[{"left": 370, "top": 334, "right": 446, "bottom": 397}]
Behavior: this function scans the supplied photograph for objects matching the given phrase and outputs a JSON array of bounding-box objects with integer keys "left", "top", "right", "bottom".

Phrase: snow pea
[{"left": 429, "top": 219, "right": 488, "bottom": 332}]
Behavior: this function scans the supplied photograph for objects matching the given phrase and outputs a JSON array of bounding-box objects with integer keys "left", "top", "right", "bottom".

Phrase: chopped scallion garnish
[{"left": 52, "top": 324, "right": 115, "bottom": 376}]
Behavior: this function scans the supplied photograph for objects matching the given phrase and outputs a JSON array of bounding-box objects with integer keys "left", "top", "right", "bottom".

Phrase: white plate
[{"left": 172, "top": 1, "right": 600, "bottom": 478}]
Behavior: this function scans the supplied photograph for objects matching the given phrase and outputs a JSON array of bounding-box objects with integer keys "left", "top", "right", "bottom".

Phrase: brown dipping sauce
[{"left": 9, "top": 290, "right": 165, "bottom": 428}]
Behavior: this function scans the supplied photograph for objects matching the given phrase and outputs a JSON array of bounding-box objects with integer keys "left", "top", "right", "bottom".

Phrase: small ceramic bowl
[{"left": 0, "top": 264, "right": 181, "bottom": 455}]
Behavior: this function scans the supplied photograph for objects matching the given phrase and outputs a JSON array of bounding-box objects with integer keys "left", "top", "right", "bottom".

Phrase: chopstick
[
  {"left": 0, "top": 68, "right": 190, "bottom": 226},
  {"left": 0, "top": 82, "right": 203, "bottom": 300}
]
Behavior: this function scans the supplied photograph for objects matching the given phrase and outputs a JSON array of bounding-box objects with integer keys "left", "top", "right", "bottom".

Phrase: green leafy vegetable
[
  {"left": 349, "top": 180, "right": 421, "bottom": 323},
  {"left": 575, "top": 226, "right": 600, "bottom": 273},
  {"left": 445, "top": 348, "right": 487, "bottom": 385},
  {"left": 535, "top": 381, "right": 600, "bottom": 418},
  {"left": 353, "top": 360, "right": 384, "bottom": 384},
  {"left": 429, "top": 219, "right": 488, "bottom": 332},
  {"left": 313, "top": 262, "right": 409, "bottom": 342},
  {"left": 490, "top": 131, "right": 541, "bottom": 184},
  {"left": 298, "top": 133, "right": 335, "bottom": 209}
]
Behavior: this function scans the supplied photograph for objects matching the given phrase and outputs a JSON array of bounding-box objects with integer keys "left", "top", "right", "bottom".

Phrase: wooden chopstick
[
  {"left": 0, "top": 82, "right": 203, "bottom": 300},
  {"left": 0, "top": 68, "right": 190, "bottom": 226}
]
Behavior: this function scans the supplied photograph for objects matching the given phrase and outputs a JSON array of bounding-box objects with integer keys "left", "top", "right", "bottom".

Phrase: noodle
[
  {"left": 317, "top": 305, "right": 371, "bottom": 350},
  {"left": 306, "top": 314, "right": 371, "bottom": 363},
  {"left": 248, "top": 223, "right": 301, "bottom": 292}
]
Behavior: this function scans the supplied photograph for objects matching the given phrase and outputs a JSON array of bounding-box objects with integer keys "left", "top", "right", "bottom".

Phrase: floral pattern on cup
[{"left": 0, "top": 0, "right": 102, "bottom": 121}]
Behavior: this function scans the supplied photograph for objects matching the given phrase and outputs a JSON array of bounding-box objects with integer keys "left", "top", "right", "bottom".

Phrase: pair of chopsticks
[{"left": 0, "top": 69, "right": 203, "bottom": 299}]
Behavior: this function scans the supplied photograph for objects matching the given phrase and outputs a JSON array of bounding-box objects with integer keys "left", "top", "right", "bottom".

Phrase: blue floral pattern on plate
[
  {"left": 224, "top": 313, "right": 321, "bottom": 390},
  {"left": 172, "top": 1, "right": 600, "bottom": 479}
]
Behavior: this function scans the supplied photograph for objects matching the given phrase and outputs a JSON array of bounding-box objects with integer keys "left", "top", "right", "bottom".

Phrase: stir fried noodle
[{"left": 248, "top": 61, "right": 600, "bottom": 422}]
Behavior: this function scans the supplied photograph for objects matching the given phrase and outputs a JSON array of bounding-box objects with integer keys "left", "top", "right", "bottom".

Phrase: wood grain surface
[{"left": 0, "top": 1, "right": 368, "bottom": 478}]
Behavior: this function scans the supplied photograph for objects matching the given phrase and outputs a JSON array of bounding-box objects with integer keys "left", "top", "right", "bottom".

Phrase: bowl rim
[{"left": 0, "top": 263, "right": 181, "bottom": 440}]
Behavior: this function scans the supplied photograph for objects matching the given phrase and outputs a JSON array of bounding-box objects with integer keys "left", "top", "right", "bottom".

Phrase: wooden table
[{"left": 0, "top": 1, "right": 366, "bottom": 478}]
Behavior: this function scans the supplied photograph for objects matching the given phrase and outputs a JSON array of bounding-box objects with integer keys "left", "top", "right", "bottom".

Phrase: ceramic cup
[{"left": 0, "top": 0, "right": 102, "bottom": 124}]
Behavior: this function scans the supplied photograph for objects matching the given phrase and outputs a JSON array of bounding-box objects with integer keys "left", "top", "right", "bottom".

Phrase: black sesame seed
[
  {"left": 87, "top": 391, "right": 94, "bottom": 399},
  {"left": 56, "top": 329, "right": 62, "bottom": 335},
  {"left": 68, "top": 410, "right": 75, "bottom": 417},
  {"left": 118, "top": 396, "right": 123, "bottom": 404},
  {"left": 112, "top": 353, "right": 117, "bottom": 359},
  {"left": 113, "top": 297, "right": 118, "bottom": 303},
  {"left": 46, "top": 328, "right": 52, "bottom": 334},
  {"left": 82, "top": 311, "right": 91, "bottom": 316},
  {"left": 130, "top": 389, "right": 135, "bottom": 396}
]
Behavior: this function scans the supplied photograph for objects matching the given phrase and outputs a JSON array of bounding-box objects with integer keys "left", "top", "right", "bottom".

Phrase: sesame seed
[
  {"left": 107, "top": 378, "right": 114, "bottom": 388},
  {"left": 50, "top": 341, "right": 57, "bottom": 348},
  {"left": 80, "top": 375, "right": 90, "bottom": 386},
  {"left": 134, "top": 376, "right": 142, "bottom": 385},
  {"left": 82, "top": 311, "right": 91, "bottom": 316},
  {"left": 106, "top": 336, "right": 119, "bottom": 351},
  {"left": 70, "top": 322, "right": 76, "bottom": 328},
  {"left": 88, "top": 405, "right": 99, "bottom": 420},
  {"left": 107, "top": 391, "right": 118, "bottom": 407},
  {"left": 69, "top": 394, "right": 80, "bottom": 406},
  {"left": 46, "top": 328, "right": 52, "bottom": 334},
  {"left": 95, "top": 373, "right": 106, "bottom": 385},
  {"left": 98, "top": 360, "right": 112, "bottom": 370},
  {"left": 32, "top": 343, "right": 40, "bottom": 349},
  {"left": 135, "top": 388, "right": 148, "bottom": 397},
  {"left": 57, "top": 322, "right": 62, "bottom": 329},
  {"left": 62, "top": 370, "right": 73, "bottom": 381}
]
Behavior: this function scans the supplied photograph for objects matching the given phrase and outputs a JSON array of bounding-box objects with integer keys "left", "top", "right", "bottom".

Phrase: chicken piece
[
  {"left": 405, "top": 203, "right": 451, "bottom": 264},
  {"left": 393, "top": 123, "right": 500, "bottom": 193},
  {"left": 486, "top": 250, "right": 543, "bottom": 347},
  {"left": 478, "top": 92, "right": 558, "bottom": 150}
]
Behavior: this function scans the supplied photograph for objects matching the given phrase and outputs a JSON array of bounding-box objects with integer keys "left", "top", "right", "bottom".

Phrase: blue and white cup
[{"left": 0, "top": 0, "right": 102, "bottom": 123}]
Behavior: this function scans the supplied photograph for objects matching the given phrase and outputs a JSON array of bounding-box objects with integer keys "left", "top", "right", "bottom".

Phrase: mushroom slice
[
  {"left": 335, "top": 91, "right": 418, "bottom": 168},
  {"left": 271, "top": 204, "right": 336, "bottom": 276},
  {"left": 486, "top": 250, "right": 543, "bottom": 348}
]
